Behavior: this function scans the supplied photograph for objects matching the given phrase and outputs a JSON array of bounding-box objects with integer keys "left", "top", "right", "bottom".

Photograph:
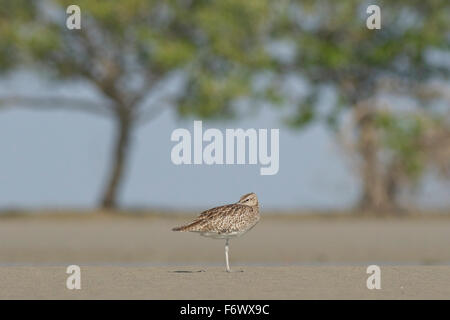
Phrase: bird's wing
[
  {"left": 193, "top": 204, "right": 236, "bottom": 222},
  {"left": 173, "top": 204, "right": 243, "bottom": 232}
]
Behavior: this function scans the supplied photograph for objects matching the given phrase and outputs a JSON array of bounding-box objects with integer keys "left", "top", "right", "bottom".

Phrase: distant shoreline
[{"left": 0, "top": 208, "right": 449, "bottom": 219}]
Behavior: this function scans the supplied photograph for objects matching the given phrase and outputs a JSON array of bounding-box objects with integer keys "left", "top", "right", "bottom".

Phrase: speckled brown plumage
[
  {"left": 172, "top": 193, "right": 260, "bottom": 272},
  {"left": 172, "top": 193, "right": 260, "bottom": 238}
]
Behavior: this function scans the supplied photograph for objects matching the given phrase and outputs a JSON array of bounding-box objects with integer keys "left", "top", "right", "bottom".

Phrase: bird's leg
[{"left": 225, "top": 238, "right": 231, "bottom": 272}]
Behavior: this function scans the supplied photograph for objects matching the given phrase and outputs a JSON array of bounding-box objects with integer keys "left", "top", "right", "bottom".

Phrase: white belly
[
  {"left": 199, "top": 231, "right": 246, "bottom": 239},
  {"left": 198, "top": 220, "right": 259, "bottom": 239}
]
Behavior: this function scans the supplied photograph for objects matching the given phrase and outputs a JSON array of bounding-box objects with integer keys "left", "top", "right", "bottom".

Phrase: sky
[{"left": 0, "top": 71, "right": 449, "bottom": 212}]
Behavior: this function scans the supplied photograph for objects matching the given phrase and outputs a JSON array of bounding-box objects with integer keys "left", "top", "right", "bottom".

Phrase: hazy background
[
  {"left": 0, "top": 2, "right": 450, "bottom": 288},
  {"left": 0, "top": 71, "right": 448, "bottom": 211},
  {"left": 1, "top": 1, "right": 449, "bottom": 214}
]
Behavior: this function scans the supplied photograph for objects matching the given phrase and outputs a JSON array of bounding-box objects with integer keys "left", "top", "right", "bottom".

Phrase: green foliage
[
  {"left": 179, "top": 68, "right": 251, "bottom": 118},
  {"left": 0, "top": 0, "right": 272, "bottom": 118},
  {"left": 286, "top": 96, "right": 316, "bottom": 128},
  {"left": 0, "top": 0, "right": 38, "bottom": 70},
  {"left": 269, "top": 0, "right": 450, "bottom": 192},
  {"left": 277, "top": 0, "right": 450, "bottom": 125},
  {"left": 375, "top": 111, "right": 426, "bottom": 179}
]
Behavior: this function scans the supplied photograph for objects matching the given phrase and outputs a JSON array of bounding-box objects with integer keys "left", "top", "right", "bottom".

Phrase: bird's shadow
[
  {"left": 169, "top": 269, "right": 244, "bottom": 273},
  {"left": 169, "top": 270, "right": 206, "bottom": 273}
]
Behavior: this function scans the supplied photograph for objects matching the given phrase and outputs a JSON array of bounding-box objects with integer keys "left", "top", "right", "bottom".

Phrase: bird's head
[{"left": 237, "top": 192, "right": 258, "bottom": 207}]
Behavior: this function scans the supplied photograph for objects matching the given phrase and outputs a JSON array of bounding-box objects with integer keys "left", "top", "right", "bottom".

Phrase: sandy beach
[
  {"left": 0, "top": 214, "right": 449, "bottom": 265},
  {"left": 0, "top": 214, "right": 449, "bottom": 299},
  {"left": 0, "top": 266, "right": 449, "bottom": 299}
]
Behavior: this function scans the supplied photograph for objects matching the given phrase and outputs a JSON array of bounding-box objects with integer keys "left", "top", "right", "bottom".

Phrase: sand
[
  {"left": 0, "top": 215, "right": 449, "bottom": 299},
  {"left": 0, "top": 215, "right": 449, "bottom": 265},
  {"left": 0, "top": 266, "right": 449, "bottom": 299}
]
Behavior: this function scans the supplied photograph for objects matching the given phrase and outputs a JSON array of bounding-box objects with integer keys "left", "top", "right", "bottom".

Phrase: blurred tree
[
  {"left": 274, "top": 0, "right": 450, "bottom": 213},
  {"left": 340, "top": 106, "right": 450, "bottom": 214},
  {"left": 0, "top": 1, "right": 35, "bottom": 71},
  {"left": 0, "top": 0, "right": 271, "bottom": 208}
]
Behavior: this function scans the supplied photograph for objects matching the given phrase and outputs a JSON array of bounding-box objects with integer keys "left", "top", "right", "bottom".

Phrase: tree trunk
[
  {"left": 101, "top": 114, "right": 132, "bottom": 209},
  {"left": 355, "top": 107, "right": 400, "bottom": 215},
  {"left": 357, "top": 110, "right": 382, "bottom": 213}
]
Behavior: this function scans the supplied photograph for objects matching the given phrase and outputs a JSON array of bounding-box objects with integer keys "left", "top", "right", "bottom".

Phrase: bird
[{"left": 172, "top": 192, "right": 260, "bottom": 272}]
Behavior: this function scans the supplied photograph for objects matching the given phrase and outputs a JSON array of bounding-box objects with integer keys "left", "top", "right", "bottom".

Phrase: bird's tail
[
  {"left": 172, "top": 225, "right": 186, "bottom": 231},
  {"left": 172, "top": 220, "right": 201, "bottom": 232}
]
